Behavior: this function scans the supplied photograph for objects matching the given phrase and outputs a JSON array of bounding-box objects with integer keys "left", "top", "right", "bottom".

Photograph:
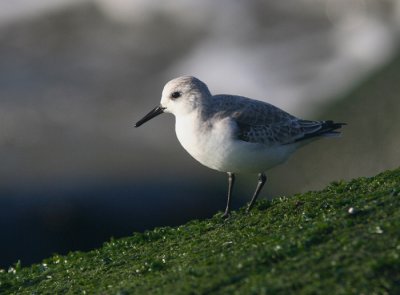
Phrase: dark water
[{"left": 0, "top": 180, "right": 241, "bottom": 268}]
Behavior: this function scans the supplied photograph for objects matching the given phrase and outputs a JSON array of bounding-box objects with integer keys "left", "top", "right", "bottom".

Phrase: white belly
[{"left": 175, "top": 114, "right": 296, "bottom": 173}]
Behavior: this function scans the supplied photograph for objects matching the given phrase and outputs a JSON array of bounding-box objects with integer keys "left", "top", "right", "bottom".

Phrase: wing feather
[{"left": 206, "top": 95, "right": 345, "bottom": 146}]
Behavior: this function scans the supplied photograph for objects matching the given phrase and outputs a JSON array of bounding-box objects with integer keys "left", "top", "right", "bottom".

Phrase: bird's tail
[{"left": 295, "top": 120, "right": 346, "bottom": 142}]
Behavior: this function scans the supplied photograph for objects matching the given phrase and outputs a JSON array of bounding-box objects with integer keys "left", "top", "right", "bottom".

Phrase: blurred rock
[{"left": 268, "top": 53, "right": 400, "bottom": 195}]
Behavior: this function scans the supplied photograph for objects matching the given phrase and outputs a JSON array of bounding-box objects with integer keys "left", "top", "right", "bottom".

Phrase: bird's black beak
[{"left": 135, "top": 105, "right": 165, "bottom": 127}]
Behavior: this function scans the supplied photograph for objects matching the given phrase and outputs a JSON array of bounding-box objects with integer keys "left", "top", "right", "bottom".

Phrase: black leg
[
  {"left": 222, "top": 172, "right": 235, "bottom": 218},
  {"left": 246, "top": 173, "right": 267, "bottom": 212}
]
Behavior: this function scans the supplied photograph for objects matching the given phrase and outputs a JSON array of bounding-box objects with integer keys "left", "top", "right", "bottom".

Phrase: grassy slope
[{"left": 1, "top": 168, "right": 400, "bottom": 294}]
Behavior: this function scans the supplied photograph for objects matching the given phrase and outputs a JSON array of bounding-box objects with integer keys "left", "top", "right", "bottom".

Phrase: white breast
[{"left": 175, "top": 114, "right": 232, "bottom": 171}]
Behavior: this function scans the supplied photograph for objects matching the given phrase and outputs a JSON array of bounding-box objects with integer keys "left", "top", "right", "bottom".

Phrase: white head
[
  {"left": 161, "top": 76, "right": 211, "bottom": 115},
  {"left": 135, "top": 76, "right": 211, "bottom": 127}
]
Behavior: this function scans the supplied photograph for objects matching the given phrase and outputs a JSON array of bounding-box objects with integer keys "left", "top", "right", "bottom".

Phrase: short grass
[{"left": 1, "top": 168, "right": 400, "bottom": 294}]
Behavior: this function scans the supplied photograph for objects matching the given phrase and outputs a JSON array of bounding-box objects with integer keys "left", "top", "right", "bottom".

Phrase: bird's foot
[{"left": 222, "top": 211, "right": 231, "bottom": 219}]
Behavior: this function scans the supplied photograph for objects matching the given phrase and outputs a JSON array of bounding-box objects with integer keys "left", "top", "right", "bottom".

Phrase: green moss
[{"left": 1, "top": 168, "right": 400, "bottom": 294}]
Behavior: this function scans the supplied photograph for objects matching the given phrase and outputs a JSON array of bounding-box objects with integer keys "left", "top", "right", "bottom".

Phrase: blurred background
[{"left": 1, "top": 0, "right": 399, "bottom": 268}]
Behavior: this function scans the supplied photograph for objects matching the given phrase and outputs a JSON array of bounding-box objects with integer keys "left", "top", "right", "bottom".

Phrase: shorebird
[{"left": 135, "top": 76, "right": 345, "bottom": 217}]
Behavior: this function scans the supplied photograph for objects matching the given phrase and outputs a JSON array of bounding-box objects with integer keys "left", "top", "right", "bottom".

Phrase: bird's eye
[{"left": 171, "top": 91, "right": 181, "bottom": 99}]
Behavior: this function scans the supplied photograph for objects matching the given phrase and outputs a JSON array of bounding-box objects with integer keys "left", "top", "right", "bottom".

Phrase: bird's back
[{"left": 206, "top": 94, "right": 295, "bottom": 126}]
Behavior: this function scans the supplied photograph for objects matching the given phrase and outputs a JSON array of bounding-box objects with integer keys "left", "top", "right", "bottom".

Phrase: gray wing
[
  {"left": 208, "top": 95, "right": 345, "bottom": 145},
  {"left": 237, "top": 119, "right": 343, "bottom": 145}
]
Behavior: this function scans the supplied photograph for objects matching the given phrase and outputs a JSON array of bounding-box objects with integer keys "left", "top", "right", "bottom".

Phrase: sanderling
[{"left": 135, "top": 76, "right": 345, "bottom": 217}]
